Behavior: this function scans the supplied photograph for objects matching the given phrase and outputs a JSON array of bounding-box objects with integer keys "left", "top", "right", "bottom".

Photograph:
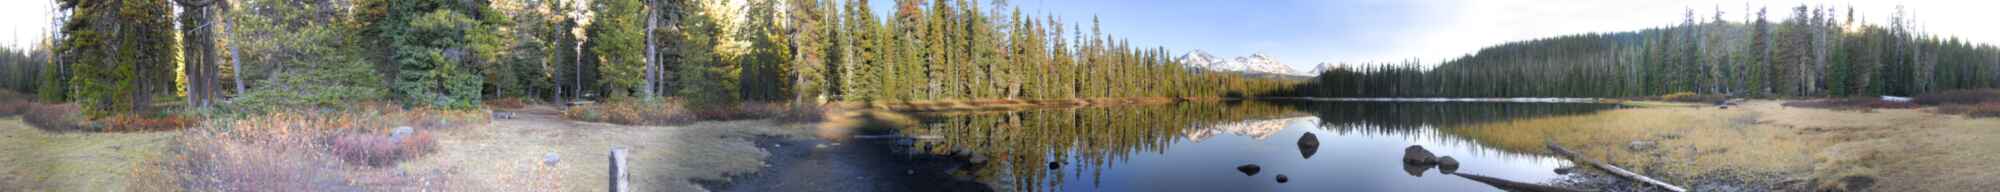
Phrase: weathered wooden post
[{"left": 610, "top": 147, "right": 628, "bottom": 192}]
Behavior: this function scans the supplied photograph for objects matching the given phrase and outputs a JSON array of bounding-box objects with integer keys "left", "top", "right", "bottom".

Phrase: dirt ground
[
  {"left": 1448, "top": 100, "right": 2000, "bottom": 191},
  {"left": 401, "top": 108, "right": 815, "bottom": 191}
]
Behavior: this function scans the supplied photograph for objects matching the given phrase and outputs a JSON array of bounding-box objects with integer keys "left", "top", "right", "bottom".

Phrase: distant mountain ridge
[{"left": 1176, "top": 50, "right": 1311, "bottom": 77}]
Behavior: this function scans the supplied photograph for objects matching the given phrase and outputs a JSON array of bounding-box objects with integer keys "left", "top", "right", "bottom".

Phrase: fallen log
[
  {"left": 1451, "top": 172, "right": 1587, "bottom": 192},
  {"left": 1547, "top": 142, "right": 1687, "bottom": 192}
]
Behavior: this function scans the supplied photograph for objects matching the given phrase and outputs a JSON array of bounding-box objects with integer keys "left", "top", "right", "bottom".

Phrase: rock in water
[
  {"left": 1437, "top": 156, "right": 1459, "bottom": 174},
  {"left": 1554, "top": 167, "right": 1575, "bottom": 175},
  {"left": 1275, "top": 174, "right": 1289, "bottom": 183},
  {"left": 1401, "top": 161, "right": 1434, "bottom": 177},
  {"left": 1297, "top": 133, "right": 1320, "bottom": 147},
  {"left": 1403, "top": 145, "right": 1438, "bottom": 165},
  {"left": 1237, "top": 164, "right": 1262, "bottom": 176},
  {"left": 1048, "top": 161, "right": 1062, "bottom": 170},
  {"left": 1298, "top": 133, "right": 1320, "bottom": 159}
]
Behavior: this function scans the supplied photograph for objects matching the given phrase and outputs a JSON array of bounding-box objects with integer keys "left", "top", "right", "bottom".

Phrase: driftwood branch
[
  {"left": 1452, "top": 172, "right": 1587, "bottom": 192},
  {"left": 1547, "top": 142, "right": 1688, "bottom": 192}
]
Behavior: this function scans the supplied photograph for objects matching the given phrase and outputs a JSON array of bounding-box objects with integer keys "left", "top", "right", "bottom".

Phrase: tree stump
[{"left": 610, "top": 147, "right": 629, "bottom": 192}]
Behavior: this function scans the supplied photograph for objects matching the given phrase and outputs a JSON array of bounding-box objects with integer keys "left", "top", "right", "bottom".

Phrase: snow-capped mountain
[
  {"left": 1182, "top": 116, "right": 1313, "bottom": 142},
  {"left": 1175, "top": 50, "right": 1310, "bottom": 77},
  {"left": 1177, "top": 50, "right": 1238, "bottom": 71},
  {"left": 1232, "top": 53, "right": 1306, "bottom": 76}
]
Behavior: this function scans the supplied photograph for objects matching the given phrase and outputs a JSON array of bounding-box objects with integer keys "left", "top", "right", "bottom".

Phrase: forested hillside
[
  {"left": 2, "top": 0, "right": 1291, "bottom": 118},
  {"left": 1280, "top": 6, "right": 2000, "bottom": 98}
]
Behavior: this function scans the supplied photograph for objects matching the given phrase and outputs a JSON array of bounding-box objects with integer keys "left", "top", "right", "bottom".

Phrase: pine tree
[
  {"left": 673, "top": 3, "right": 734, "bottom": 105},
  {"left": 587, "top": 0, "right": 644, "bottom": 98}
]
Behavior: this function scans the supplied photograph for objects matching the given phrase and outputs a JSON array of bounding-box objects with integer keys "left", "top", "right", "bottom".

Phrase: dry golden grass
[
  {"left": 1448, "top": 100, "right": 2000, "bottom": 191},
  {"left": 1445, "top": 103, "right": 1814, "bottom": 178},
  {"left": 0, "top": 118, "right": 178, "bottom": 191}
]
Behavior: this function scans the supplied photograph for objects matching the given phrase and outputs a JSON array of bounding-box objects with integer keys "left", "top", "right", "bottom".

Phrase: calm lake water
[{"left": 886, "top": 101, "right": 1620, "bottom": 191}]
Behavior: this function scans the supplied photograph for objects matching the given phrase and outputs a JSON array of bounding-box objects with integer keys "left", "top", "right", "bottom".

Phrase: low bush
[
  {"left": 179, "top": 137, "right": 339, "bottom": 190},
  {"left": 1934, "top": 102, "right": 2000, "bottom": 118},
  {"left": 1660, "top": 92, "right": 1727, "bottom": 103},
  {"left": 97, "top": 114, "right": 198, "bottom": 132},
  {"left": 1783, "top": 98, "right": 1919, "bottom": 110},
  {"left": 562, "top": 99, "right": 694, "bottom": 125},
  {"left": 1912, "top": 89, "right": 2000, "bottom": 105},
  {"left": 328, "top": 131, "right": 438, "bottom": 166},
  {"left": 0, "top": 99, "right": 28, "bottom": 116},
  {"left": 484, "top": 97, "right": 532, "bottom": 109},
  {"left": 177, "top": 103, "right": 478, "bottom": 189},
  {"left": 23, "top": 103, "right": 84, "bottom": 131},
  {"left": 562, "top": 99, "right": 826, "bottom": 125}
]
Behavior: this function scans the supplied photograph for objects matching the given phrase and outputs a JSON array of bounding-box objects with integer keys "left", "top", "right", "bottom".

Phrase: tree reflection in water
[{"left": 888, "top": 101, "right": 1617, "bottom": 191}]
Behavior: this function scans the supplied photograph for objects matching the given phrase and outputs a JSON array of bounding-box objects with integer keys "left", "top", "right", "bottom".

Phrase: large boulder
[
  {"left": 1236, "top": 164, "right": 1262, "bottom": 176},
  {"left": 1403, "top": 145, "right": 1438, "bottom": 164},
  {"left": 1437, "top": 156, "right": 1460, "bottom": 174},
  {"left": 1298, "top": 133, "right": 1320, "bottom": 159}
]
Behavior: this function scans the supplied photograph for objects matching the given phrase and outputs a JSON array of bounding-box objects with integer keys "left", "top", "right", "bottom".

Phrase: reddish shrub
[
  {"left": 1935, "top": 102, "right": 2000, "bottom": 118},
  {"left": 562, "top": 99, "right": 696, "bottom": 125},
  {"left": 328, "top": 131, "right": 437, "bottom": 166},
  {"left": 484, "top": 97, "right": 531, "bottom": 109},
  {"left": 1913, "top": 89, "right": 2000, "bottom": 105},
  {"left": 180, "top": 137, "right": 338, "bottom": 190},
  {"left": 562, "top": 100, "right": 826, "bottom": 125},
  {"left": 1660, "top": 92, "right": 1727, "bottom": 103},
  {"left": 1862, "top": 100, "right": 1921, "bottom": 109},
  {"left": 0, "top": 99, "right": 27, "bottom": 116},
  {"left": 98, "top": 115, "right": 198, "bottom": 132},
  {"left": 23, "top": 103, "right": 84, "bottom": 131},
  {"left": 1783, "top": 98, "right": 1918, "bottom": 110}
]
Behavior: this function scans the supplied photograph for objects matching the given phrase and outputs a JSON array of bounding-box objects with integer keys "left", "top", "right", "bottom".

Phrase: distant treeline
[
  {"left": 10, "top": 0, "right": 1290, "bottom": 118},
  {"left": 781, "top": 0, "right": 1291, "bottom": 103},
  {"left": 0, "top": 46, "right": 47, "bottom": 95},
  {"left": 1274, "top": 5, "right": 2000, "bottom": 98}
]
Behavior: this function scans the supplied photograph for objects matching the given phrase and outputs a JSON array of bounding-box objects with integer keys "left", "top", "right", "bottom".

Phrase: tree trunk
[
  {"left": 642, "top": 0, "right": 658, "bottom": 99},
  {"left": 227, "top": 4, "right": 245, "bottom": 97},
  {"left": 575, "top": 38, "right": 585, "bottom": 101}
]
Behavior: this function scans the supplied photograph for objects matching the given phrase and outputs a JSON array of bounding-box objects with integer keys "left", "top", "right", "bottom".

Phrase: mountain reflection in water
[{"left": 886, "top": 101, "right": 1618, "bottom": 191}]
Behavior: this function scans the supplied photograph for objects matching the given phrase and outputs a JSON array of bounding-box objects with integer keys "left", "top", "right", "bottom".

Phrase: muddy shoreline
[{"left": 697, "top": 136, "right": 991, "bottom": 192}]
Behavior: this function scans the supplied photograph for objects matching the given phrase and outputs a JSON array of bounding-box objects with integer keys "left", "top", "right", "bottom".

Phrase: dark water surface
[{"left": 887, "top": 101, "right": 1619, "bottom": 192}]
